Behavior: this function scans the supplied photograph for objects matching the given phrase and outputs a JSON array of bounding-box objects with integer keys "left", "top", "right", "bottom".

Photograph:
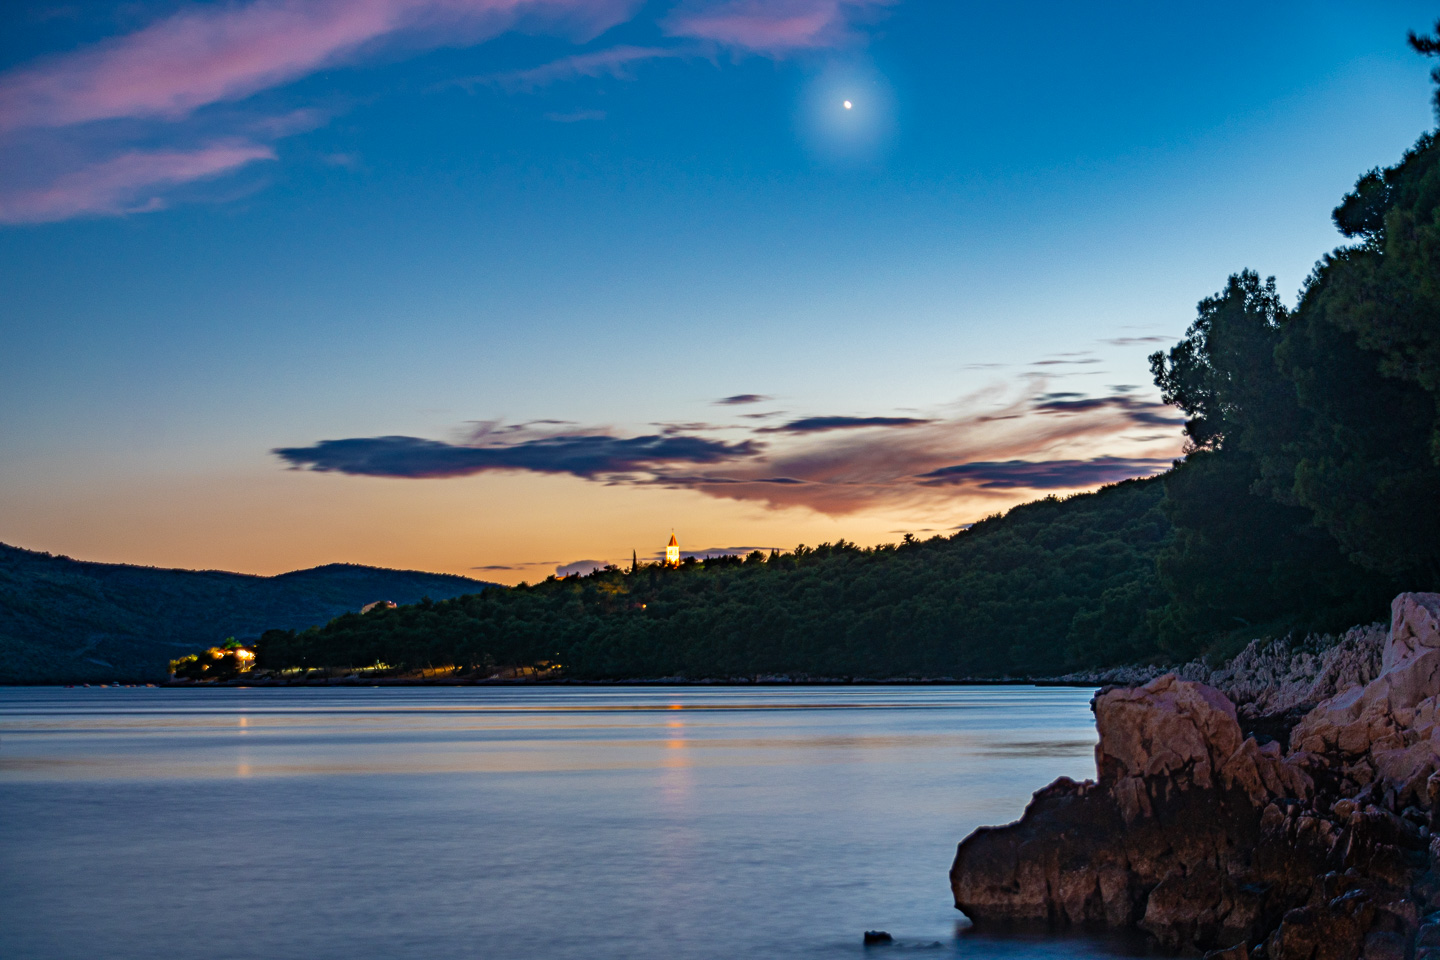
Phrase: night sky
[{"left": 1, "top": 0, "right": 1434, "bottom": 581}]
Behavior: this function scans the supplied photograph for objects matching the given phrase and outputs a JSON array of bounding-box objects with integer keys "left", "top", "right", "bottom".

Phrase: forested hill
[
  {"left": 262, "top": 477, "right": 1177, "bottom": 679},
  {"left": 0, "top": 543, "right": 494, "bottom": 683}
]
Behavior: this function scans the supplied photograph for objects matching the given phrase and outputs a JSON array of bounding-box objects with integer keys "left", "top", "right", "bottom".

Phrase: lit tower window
[{"left": 665, "top": 532, "right": 680, "bottom": 567}]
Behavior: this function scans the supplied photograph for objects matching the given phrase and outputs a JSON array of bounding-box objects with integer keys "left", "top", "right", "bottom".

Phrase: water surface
[{"left": 0, "top": 685, "right": 1126, "bottom": 960}]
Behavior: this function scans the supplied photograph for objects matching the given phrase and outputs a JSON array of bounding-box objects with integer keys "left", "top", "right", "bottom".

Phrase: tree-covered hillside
[
  {"left": 0, "top": 543, "right": 494, "bottom": 682},
  {"left": 260, "top": 477, "right": 1173, "bottom": 679}
]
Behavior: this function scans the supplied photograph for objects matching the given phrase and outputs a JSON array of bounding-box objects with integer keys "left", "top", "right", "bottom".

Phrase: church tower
[{"left": 665, "top": 532, "right": 680, "bottom": 567}]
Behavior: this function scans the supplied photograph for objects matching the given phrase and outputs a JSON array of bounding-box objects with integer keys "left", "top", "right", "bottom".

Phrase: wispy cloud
[
  {"left": 556, "top": 559, "right": 608, "bottom": 576},
  {"left": 715, "top": 393, "right": 773, "bottom": 405},
  {"left": 1100, "top": 335, "right": 1171, "bottom": 346},
  {"left": 0, "top": 140, "right": 275, "bottom": 223},
  {"left": 918, "top": 456, "right": 1174, "bottom": 490},
  {"left": 0, "top": 0, "right": 636, "bottom": 132},
  {"left": 665, "top": 0, "right": 893, "bottom": 55},
  {"left": 0, "top": 0, "right": 635, "bottom": 222},
  {"left": 1032, "top": 392, "right": 1185, "bottom": 427},
  {"left": 640, "top": 544, "right": 776, "bottom": 562},
  {"left": 479, "top": 45, "right": 683, "bottom": 91},
  {"left": 2, "top": 0, "right": 894, "bottom": 222},
  {"left": 474, "top": 559, "right": 560, "bottom": 571},
  {"left": 545, "top": 108, "right": 606, "bottom": 122},
  {"left": 756, "top": 415, "right": 930, "bottom": 434}
]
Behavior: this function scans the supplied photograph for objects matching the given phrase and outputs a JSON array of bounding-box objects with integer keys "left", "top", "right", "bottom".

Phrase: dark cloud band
[
  {"left": 275, "top": 433, "right": 759, "bottom": 479},
  {"left": 919, "top": 456, "right": 1174, "bottom": 490},
  {"left": 1034, "top": 394, "right": 1186, "bottom": 427},
  {"left": 758, "top": 416, "right": 931, "bottom": 434}
]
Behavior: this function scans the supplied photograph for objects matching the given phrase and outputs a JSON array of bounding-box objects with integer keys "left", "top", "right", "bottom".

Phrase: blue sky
[{"left": 0, "top": 0, "right": 1435, "bottom": 581}]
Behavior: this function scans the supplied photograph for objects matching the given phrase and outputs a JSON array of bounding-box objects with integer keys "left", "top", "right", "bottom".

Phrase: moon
[{"left": 843, "top": 100, "right": 852, "bottom": 110}]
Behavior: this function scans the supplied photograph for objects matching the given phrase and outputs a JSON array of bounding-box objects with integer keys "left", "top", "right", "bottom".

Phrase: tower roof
[{"left": 668, "top": 533, "right": 678, "bottom": 546}]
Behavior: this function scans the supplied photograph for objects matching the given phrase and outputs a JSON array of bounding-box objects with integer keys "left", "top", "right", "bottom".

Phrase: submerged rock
[{"left": 951, "top": 594, "right": 1440, "bottom": 960}]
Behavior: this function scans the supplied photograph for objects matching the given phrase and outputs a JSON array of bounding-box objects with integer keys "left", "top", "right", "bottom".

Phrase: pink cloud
[
  {"left": 480, "top": 45, "right": 684, "bottom": 91},
  {"left": 666, "top": 0, "right": 893, "bottom": 54},
  {"left": 0, "top": 141, "right": 276, "bottom": 223},
  {"left": 0, "top": 0, "right": 638, "bottom": 133}
]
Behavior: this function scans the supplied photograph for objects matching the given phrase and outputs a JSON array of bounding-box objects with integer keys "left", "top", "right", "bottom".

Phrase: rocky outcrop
[
  {"left": 952, "top": 594, "right": 1440, "bottom": 960},
  {"left": 1058, "top": 624, "right": 1387, "bottom": 720},
  {"left": 1202, "top": 625, "right": 1387, "bottom": 719}
]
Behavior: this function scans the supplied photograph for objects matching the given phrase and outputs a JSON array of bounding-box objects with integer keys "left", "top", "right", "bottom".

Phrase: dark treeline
[
  {"left": 1143, "top": 22, "right": 1440, "bottom": 658},
  {"left": 257, "top": 28, "right": 1440, "bottom": 680},
  {"left": 259, "top": 478, "right": 1168, "bottom": 679}
]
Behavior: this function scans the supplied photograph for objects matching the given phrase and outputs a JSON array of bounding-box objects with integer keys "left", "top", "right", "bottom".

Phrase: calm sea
[{"left": 0, "top": 685, "right": 1136, "bottom": 960}]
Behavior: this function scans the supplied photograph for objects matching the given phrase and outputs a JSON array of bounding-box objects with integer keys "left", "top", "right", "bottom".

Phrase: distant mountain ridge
[{"left": 0, "top": 542, "right": 495, "bottom": 683}]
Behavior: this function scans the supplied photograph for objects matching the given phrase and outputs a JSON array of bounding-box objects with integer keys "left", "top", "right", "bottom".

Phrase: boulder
[
  {"left": 1292, "top": 595, "right": 1440, "bottom": 793},
  {"left": 1094, "top": 675, "right": 1244, "bottom": 820},
  {"left": 1383, "top": 594, "right": 1440, "bottom": 673},
  {"left": 952, "top": 675, "right": 1332, "bottom": 949}
]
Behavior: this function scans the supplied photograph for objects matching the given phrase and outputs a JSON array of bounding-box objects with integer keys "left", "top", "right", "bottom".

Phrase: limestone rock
[
  {"left": 1095, "top": 674, "right": 1242, "bottom": 801},
  {"left": 1292, "top": 595, "right": 1440, "bottom": 771},
  {"left": 1383, "top": 594, "right": 1440, "bottom": 673},
  {"left": 1060, "top": 624, "right": 1387, "bottom": 719},
  {"left": 954, "top": 674, "right": 1329, "bottom": 948},
  {"left": 1220, "top": 738, "right": 1314, "bottom": 806},
  {"left": 952, "top": 594, "right": 1440, "bottom": 960}
]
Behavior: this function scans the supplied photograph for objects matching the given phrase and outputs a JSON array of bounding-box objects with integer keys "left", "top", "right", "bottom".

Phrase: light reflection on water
[{"left": 0, "top": 685, "right": 1128, "bottom": 960}]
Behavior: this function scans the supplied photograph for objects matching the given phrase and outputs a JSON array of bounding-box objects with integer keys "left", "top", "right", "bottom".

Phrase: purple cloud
[
  {"left": 1, "top": 0, "right": 894, "bottom": 223},
  {"left": 1101, "top": 335, "right": 1170, "bottom": 346},
  {"left": 0, "top": 0, "right": 637, "bottom": 222},
  {"left": 271, "top": 378, "right": 1190, "bottom": 517},
  {"left": 481, "top": 45, "right": 683, "bottom": 91},
  {"left": 274, "top": 432, "right": 759, "bottom": 479},
  {"left": 0, "top": 140, "right": 275, "bottom": 223},
  {"left": 918, "top": 456, "right": 1175, "bottom": 490},
  {"left": 556, "top": 559, "right": 608, "bottom": 577},
  {"left": 666, "top": 0, "right": 894, "bottom": 54},
  {"left": 1033, "top": 393, "right": 1186, "bottom": 428},
  {"left": 716, "top": 393, "right": 773, "bottom": 405},
  {"left": 0, "top": 0, "right": 637, "bottom": 132},
  {"left": 757, "top": 415, "right": 931, "bottom": 434},
  {"left": 641, "top": 545, "right": 776, "bottom": 562},
  {"left": 545, "top": 109, "right": 607, "bottom": 122}
]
